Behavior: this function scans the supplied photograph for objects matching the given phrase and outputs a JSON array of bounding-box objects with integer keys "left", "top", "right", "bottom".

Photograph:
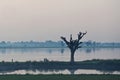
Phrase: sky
[{"left": 0, "top": 0, "right": 120, "bottom": 42}]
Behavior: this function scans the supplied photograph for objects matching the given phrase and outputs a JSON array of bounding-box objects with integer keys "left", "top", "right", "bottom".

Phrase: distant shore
[{"left": 0, "top": 40, "right": 120, "bottom": 48}]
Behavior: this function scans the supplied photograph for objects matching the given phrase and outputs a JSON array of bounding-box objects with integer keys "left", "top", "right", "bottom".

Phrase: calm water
[
  {"left": 1, "top": 69, "right": 120, "bottom": 75},
  {"left": 0, "top": 48, "right": 120, "bottom": 62},
  {"left": 0, "top": 48, "right": 120, "bottom": 74}
]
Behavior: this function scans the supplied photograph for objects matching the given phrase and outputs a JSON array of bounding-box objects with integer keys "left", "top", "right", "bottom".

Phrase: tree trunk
[{"left": 70, "top": 50, "right": 75, "bottom": 64}]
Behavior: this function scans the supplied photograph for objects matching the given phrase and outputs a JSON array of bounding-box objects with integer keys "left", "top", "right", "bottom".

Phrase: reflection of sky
[
  {"left": 0, "top": 48, "right": 120, "bottom": 62},
  {"left": 0, "top": 69, "right": 120, "bottom": 75}
]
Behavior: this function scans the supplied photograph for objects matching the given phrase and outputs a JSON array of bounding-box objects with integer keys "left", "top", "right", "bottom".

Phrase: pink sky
[{"left": 0, "top": 0, "right": 120, "bottom": 42}]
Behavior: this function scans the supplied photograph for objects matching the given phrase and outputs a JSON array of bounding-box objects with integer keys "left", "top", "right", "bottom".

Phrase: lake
[
  {"left": 0, "top": 48, "right": 120, "bottom": 74},
  {"left": 0, "top": 48, "right": 120, "bottom": 62}
]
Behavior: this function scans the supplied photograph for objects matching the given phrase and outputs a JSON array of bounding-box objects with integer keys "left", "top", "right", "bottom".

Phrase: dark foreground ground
[
  {"left": 0, "top": 74, "right": 120, "bottom": 80},
  {"left": 0, "top": 59, "right": 120, "bottom": 72}
]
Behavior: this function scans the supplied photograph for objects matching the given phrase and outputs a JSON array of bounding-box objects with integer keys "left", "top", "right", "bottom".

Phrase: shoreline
[{"left": 0, "top": 59, "right": 120, "bottom": 72}]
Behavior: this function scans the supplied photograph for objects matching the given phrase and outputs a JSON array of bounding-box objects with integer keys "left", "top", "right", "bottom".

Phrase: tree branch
[
  {"left": 78, "top": 31, "right": 87, "bottom": 40},
  {"left": 70, "top": 34, "right": 72, "bottom": 42},
  {"left": 61, "top": 36, "right": 69, "bottom": 46},
  {"left": 79, "top": 42, "right": 83, "bottom": 45}
]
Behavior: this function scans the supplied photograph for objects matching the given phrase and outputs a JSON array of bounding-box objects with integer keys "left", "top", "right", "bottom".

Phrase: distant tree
[
  {"left": 86, "top": 40, "right": 92, "bottom": 47},
  {"left": 1, "top": 41, "right": 6, "bottom": 44},
  {"left": 60, "top": 41, "right": 65, "bottom": 47},
  {"left": 61, "top": 32, "right": 87, "bottom": 64}
]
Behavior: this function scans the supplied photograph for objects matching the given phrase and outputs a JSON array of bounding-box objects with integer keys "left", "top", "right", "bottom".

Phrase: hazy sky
[{"left": 0, "top": 0, "right": 120, "bottom": 42}]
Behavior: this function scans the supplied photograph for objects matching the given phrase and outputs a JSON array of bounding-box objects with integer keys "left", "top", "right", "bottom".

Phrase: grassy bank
[
  {"left": 0, "top": 74, "right": 120, "bottom": 80},
  {"left": 0, "top": 59, "right": 120, "bottom": 72}
]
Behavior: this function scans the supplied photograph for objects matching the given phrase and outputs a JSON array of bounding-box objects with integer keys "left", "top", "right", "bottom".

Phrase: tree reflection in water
[{"left": 0, "top": 60, "right": 120, "bottom": 75}]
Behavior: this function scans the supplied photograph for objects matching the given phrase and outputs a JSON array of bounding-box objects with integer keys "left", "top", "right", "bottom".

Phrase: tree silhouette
[{"left": 61, "top": 32, "right": 87, "bottom": 64}]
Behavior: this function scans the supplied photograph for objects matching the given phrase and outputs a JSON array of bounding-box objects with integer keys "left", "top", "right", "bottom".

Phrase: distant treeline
[{"left": 0, "top": 40, "right": 120, "bottom": 48}]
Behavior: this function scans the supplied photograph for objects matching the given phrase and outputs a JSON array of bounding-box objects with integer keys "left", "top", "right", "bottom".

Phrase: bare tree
[{"left": 61, "top": 32, "right": 87, "bottom": 64}]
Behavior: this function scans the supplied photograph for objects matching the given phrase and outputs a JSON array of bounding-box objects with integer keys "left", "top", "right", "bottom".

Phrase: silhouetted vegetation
[
  {"left": 0, "top": 40, "right": 120, "bottom": 48},
  {"left": 61, "top": 32, "right": 87, "bottom": 63},
  {"left": 0, "top": 59, "right": 120, "bottom": 73}
]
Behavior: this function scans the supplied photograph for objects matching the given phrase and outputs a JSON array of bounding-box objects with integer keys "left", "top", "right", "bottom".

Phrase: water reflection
[
  {"left": 0, "top": 48, "right": 65, "bottom": 54},
  {"left": 0, "top": 69, "right": 120, "bottom": 75},
  {"left": 0, "top": 48, "right": 120, "bottom": 62},
  {"left": 0, "top": 48, "right": 104, "bottom": 54},
  {"left": 61, "top": 48, "right": 65, "bottom": 54},
  {"left": 0, "top": 47, "right": 119, "bottom": 54},
  {"left": 0, "top": 48, "right": 120, "bottom": 75}
]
